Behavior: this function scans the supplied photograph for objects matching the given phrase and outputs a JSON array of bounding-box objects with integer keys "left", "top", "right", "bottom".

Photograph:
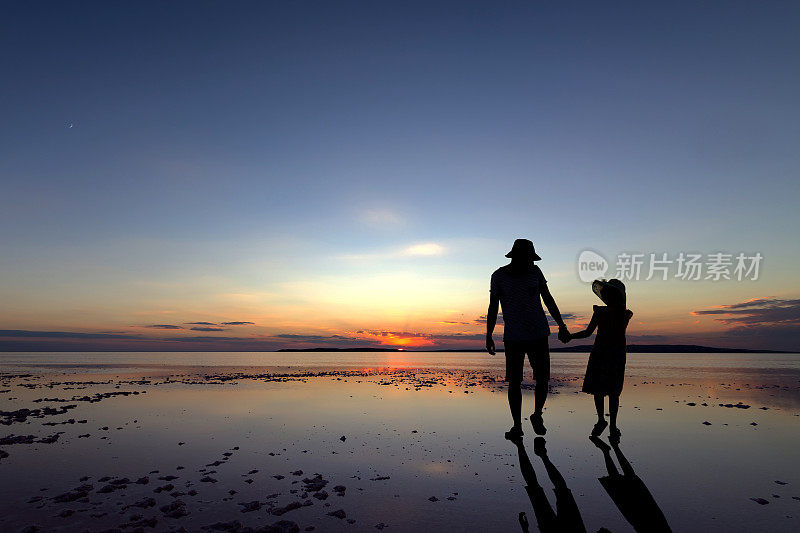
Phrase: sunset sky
[{"left": 1, "top": 1, "right": 798, "bottom": 351}]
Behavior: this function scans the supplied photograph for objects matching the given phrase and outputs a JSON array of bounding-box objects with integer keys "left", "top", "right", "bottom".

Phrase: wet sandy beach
[{"left": 1, "top": 352, "right": 799, "bottom": 532}]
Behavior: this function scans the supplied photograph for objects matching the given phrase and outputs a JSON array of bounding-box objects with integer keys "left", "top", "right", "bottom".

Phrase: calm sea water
[
  {"left": 2, "top": 351, "right": 799, "bottom": 532},
  {"left": 1, "top": 350, "right": 799, "bottom": 375}
]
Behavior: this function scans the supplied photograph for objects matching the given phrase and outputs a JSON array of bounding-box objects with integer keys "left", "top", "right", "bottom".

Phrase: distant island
[{"left": 278, "top": 344, "right": 794, "bottom": 354}]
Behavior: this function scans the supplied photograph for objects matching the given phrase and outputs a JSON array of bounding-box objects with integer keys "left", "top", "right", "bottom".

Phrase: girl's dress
[{"left": 581, "top": 305, "right": 633, "bottom": 396}]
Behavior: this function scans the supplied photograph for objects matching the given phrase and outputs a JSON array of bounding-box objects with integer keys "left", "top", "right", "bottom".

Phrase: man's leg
[
  {"left": 505, "top": 343, "right": 524, "bottom": 437},
  {"left": 530, "top": 338, "right": 550, "bottom": 435},
  {"left": 533, "top": 380, "right": 547, "bottom": 416},
  {"left": 509, "top": 380, "right": 522, "bottom": 429}
]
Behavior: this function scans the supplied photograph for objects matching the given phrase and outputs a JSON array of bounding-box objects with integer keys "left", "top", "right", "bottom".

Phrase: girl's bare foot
[{"left": 591, "top": 419, "right": 608, "bottom": 436}]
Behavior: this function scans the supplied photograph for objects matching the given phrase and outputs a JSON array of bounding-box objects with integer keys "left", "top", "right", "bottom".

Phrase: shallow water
[{"left": 1, "top": 352, "right": 799, "bottom": 532}]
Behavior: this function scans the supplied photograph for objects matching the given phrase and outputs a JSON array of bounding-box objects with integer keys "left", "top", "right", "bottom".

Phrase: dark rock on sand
[
  {"left": 131, "top": 497, "right": 157, "bottom": 508},
  {"left": 272, "top": 500, "right": 311, "bottom": 516},
  {"left": 52, "top": 486, "right": 91, "bottom": 503},
  {"left": 160, "top": 499, "right": 189, "bottom": 518},
  {"left": 327, "top": 509, "right": 346, "bottom": 519},
  {"left": 203, "top": 520, "right": 244, "bottom": 531},
  {"left": 265, "top": 521, "right": 300, "bottom": 533},
  {"left": 238, "top": 500, "right": 262, "bottom": 513},
  {"left": 302, "top": 474, "right": 328, "bottom": 492},
  {"left": 121, "top": 515, "right": 158, "bottom": 528},
  {"left": 750, "top": 497, "right": 769, "bottom": 505},
  {"left": 0, "top": 434, "right": 36, "bottom": 445}
]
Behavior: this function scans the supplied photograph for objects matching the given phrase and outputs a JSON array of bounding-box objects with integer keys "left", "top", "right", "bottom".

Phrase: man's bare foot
[
  {"left": 591, "top": 419, "right": 608, "bottom": 436},
  {"left": 505, "top": 426, "right": 524, "bottom": 441},
  {"left": 530, "top": 413, "right": 547, "bottom": 435}
]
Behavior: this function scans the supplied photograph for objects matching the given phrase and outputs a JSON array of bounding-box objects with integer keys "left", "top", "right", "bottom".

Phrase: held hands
[
  {"left": 557, "top": 324, "right": 571, "bottom": 344},
  {"left": 486, "top": 336, "right": 496, "bottom": 356}
]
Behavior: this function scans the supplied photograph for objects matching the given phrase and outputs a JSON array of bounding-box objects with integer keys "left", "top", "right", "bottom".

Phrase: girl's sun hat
[{"left": 592, "top": 278, "right": 626, "bottom": 300}]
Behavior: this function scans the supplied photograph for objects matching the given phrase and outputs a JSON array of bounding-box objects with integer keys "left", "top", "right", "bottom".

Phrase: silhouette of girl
[
  {"left": 567, "top": 279, "right": 632, "bottom": 437},
  {"left": 589, "top": 436, "right": 672, "bottom": 532}
]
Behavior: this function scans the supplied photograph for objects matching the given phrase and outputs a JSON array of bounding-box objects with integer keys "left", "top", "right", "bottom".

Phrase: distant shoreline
[
  {"left": 0, "top": 344, "right": 794, "bottom": 354},
  {"left": 276, "top": 344, "right": 795, "bottom": 354}
]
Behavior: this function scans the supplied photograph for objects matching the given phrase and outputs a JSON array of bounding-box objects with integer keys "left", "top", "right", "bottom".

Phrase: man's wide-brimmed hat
[
  {"left": 505, "top": 238, "right": 542, "bottom": 261},
  {"left": 592, "top": 278, "right": 626, "bottom": 299}
]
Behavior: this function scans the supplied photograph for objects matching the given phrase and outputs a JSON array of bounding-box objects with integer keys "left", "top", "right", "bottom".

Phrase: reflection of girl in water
[
  {"left": 590, "top": 436, "right": 672, "bottom": 533},
  {"left": 567, "top": 278, "right": 632, "bottom": 437}
]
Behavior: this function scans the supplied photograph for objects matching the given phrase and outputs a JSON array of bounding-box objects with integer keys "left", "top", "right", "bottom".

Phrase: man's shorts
[{"left": 504, "top": 338, "right": 550, "bottom": 383}]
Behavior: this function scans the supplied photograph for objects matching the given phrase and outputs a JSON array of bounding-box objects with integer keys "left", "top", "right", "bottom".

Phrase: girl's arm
[{"left": 569, "top": 310, "right": 598, "bottom": 340}]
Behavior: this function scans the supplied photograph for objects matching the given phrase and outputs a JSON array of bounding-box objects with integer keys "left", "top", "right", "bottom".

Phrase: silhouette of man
[
  {"left": 514, "top": 437, "right": 587, "bottom": 533},
  {"left": 486, "top": 239, "right": 569, "bottom": 439}
]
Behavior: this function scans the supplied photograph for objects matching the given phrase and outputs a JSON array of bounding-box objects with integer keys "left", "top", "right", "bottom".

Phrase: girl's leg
[
  {"left": 609, "top": 394, "right": 620, "bottom": 434},
  {"left": 591, "top": 394, "right": 608, "bottom": 436},
  {"left": 594, "top": 394, "right": 605, "bottom": 423}
]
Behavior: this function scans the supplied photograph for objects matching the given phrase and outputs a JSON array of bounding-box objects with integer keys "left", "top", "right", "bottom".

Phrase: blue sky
[{"left": 1, "top": 1, "right": 798, "bottom": 350}]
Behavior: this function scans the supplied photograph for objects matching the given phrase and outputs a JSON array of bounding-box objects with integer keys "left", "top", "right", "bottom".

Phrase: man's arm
[
  {"left": 540, "top": 283, "right": 566, "bottom": 329},
  {"left": 540, "top": 283, "right": 569, "bottom": 343},
  {"left": 486, "top": 293, "right": 499, "bottom": 355}
]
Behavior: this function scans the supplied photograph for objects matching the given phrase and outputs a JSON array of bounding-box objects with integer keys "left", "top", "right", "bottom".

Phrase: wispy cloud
[
  {"left": 189, "top": 326, "right": 227, "bottom": 332},
  {"left": 402, "top": 243, "right": 445, "bottom": 256},
  {"left": 221, "top": 321, "right": 255, "bottom": 326},
  {"left": 185, "top": 321, "right": 217, "bottom": 326},
  {"left": 143, "top": 324, "right": 183, "bottom": 329},
  {"left": 690, "top": 297, "right": 800, "bottom": 351},
  {"left": 0, "top": 329, "right": 142, "bottom": 340},
  {"left": 692, "top": 297, "right": 800, "bottom": 325}
]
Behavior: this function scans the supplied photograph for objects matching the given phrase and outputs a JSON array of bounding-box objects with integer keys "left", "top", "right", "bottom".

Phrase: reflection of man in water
[
  {"left": 590, "top": 436, "right": 672, "bottom": 533},
  {"left": 486, "top": 239, "right": 569, "bottom": 439},
  {"left": 514, "top": 437, "right": 587, "bottom": 533}
]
